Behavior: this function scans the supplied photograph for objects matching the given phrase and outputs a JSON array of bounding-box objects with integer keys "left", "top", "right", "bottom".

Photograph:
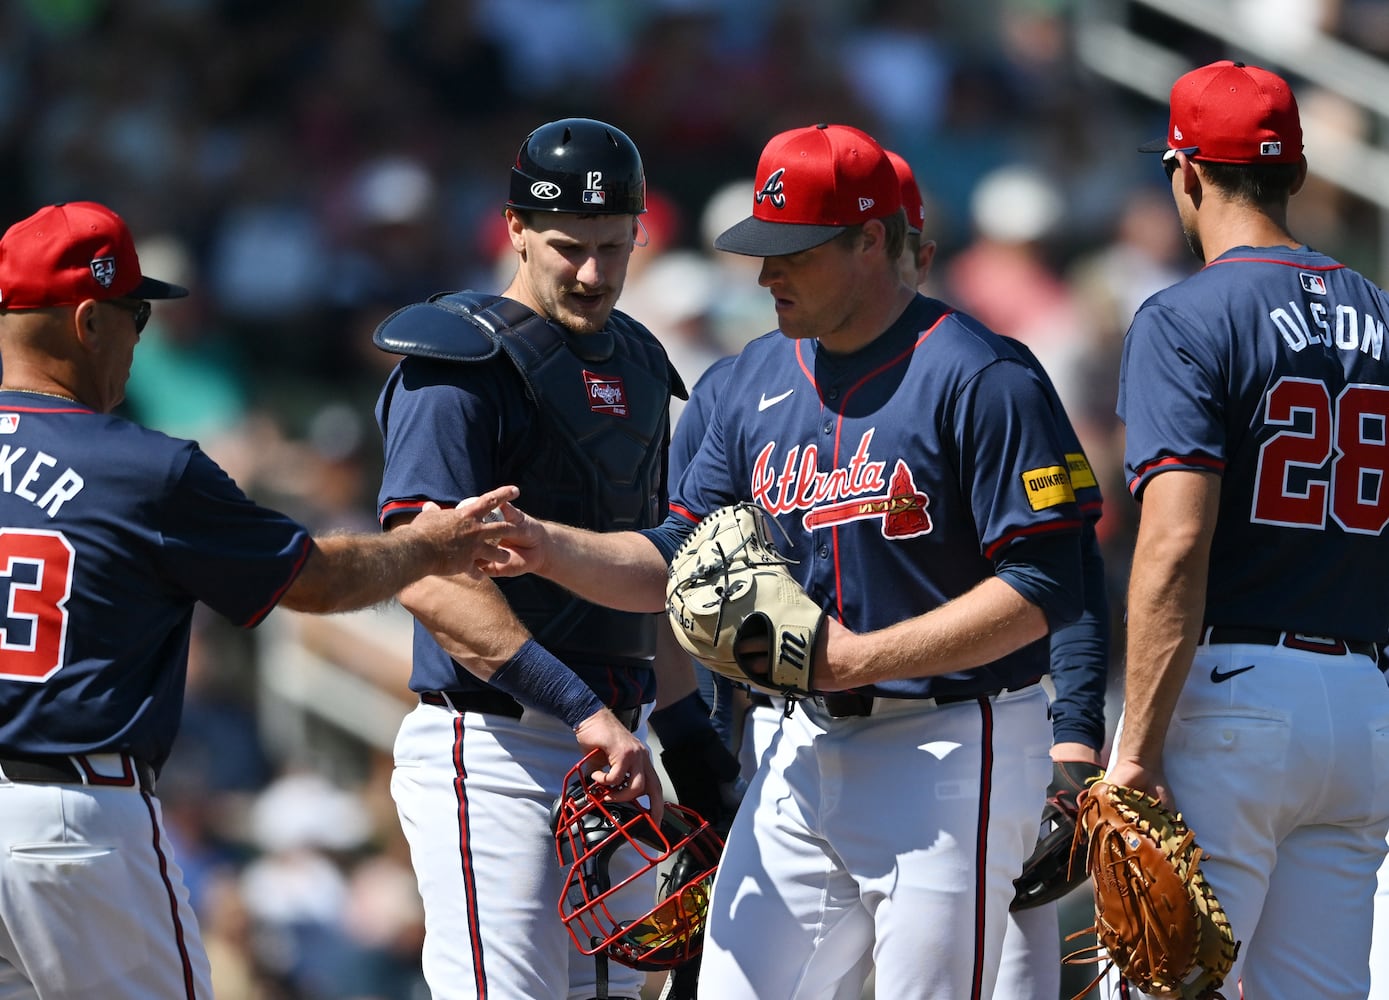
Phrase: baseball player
[
  {"left": 696, "top": 150, "right": 1112, "bottom": 998},
  {"left": 1106, "top": 61, "right": 1389, "bottom": 1000},
  {"left": 373, "top": 118, "right": 704, "bottom": 1000},
  {"left": 0, "top": 201, "right": 515, "bottom": 1000},
  {"left": 483, "top": 123, "right": 1087, "bottom": 999},
  {"left": 881, "top": 149, "right": 1111, "bottom": 1000}
]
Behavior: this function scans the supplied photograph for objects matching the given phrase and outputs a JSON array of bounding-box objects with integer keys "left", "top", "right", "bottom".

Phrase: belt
[
  {"left": 0, "top": 752, "right": 155, "bottom": 794},
  {"left": 1201, "top": 626, "right": 1381, "bottom": 662},
  {"left": 811, "top": 687, "right": 1015, "bottom": 720},
  {"left": 420, "top": 690, "right": 643, "bottom": 732}
]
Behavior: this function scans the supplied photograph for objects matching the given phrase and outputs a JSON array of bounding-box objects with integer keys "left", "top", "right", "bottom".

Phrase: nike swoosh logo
[
  {"left": 1210, "top": 664, "right": 1256, "bottom": 683},
  {"left": 758, "top": 389, "right": 794, "bottom": 412}
]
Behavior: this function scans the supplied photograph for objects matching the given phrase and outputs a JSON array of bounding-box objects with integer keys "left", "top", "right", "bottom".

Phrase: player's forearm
[
  {"left": 534, "top": 521, "right": 669, "bottom": 612},
  {"left": 399, "top": 573, "right": 530, "bottom": 677},
  {"left": 1114, "top": 472, "right": 1220, "bottom": 766},
  {"left": 280, "top": 531, "right": 445, "bottom": 614},
  {"left": 824, "top": 577, "right": 1050, "bottom": 687}
]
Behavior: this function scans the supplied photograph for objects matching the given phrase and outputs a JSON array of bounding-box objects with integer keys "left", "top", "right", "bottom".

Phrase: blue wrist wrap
[{"left": 489, "top": 639, "right": 605, "bottom": 730}]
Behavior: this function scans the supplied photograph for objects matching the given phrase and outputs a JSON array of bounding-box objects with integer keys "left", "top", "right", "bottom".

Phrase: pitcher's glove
[
  {"left": 1011, "top": 760, "right": 1105, "bottom": 911},
  {"left": 666, "top": 503, "right": 825, "bottom": 697},
  {"left": 1064, "top": 781, "right": 1240, "bottom": 1000}
]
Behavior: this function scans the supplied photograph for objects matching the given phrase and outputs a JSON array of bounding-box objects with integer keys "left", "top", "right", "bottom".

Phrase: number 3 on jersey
[
  {"left": 0, "top": 528, "right": 74, "bottom": 681},
  {"left": 1253, "top": 377, "right": 1389, "bottom": 533}
]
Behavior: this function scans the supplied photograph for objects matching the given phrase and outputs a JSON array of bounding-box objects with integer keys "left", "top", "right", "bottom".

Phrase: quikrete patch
[
  {"left": 1065, "top": 452, "right": 1098, "bottom": 491},
  {"left": 1022, "top": 465, "right": 1076, "bottom": 511}
]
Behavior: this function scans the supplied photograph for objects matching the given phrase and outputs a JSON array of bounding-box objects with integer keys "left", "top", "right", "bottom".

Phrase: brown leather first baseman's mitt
[
  {"left": 665, "top": 503, "right": 824, "bottom": 697},
  {"left": 1064, "top": 781, "right": 1240, "bottom": 1000}
]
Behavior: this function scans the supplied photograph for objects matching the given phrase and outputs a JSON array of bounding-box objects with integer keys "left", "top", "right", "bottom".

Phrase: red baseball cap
[
  {"left": 1139, "top": 60, "right": 1302, "bottom": 165},
  {"left": 0, "top": 201, "right": 189, "bottom": 309},
  {"left": 885, "top": 150, "right": 925, "bottom": 235},
  {"left": 714, "top": 123, "right": 901, "bottom": 257}
]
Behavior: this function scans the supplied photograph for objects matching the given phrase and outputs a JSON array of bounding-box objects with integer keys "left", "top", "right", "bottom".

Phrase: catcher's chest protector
[{"left": 376, "top": 290, "right": 682, "bottom": 659}]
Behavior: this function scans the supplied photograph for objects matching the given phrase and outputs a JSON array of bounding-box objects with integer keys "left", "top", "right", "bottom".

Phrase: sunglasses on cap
[
  {"left": 107, "top": 298, "right": 152, "bottom": 334},
  {"left": 1163, "top": 146, "right": 1200, "bottom": 180}
]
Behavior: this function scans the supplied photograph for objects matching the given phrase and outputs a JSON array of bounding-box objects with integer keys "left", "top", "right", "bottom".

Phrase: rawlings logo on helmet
[
  {"left": 551, "top": 752, "right": 723, "bottom": 971},
  {"left": 530, "top": 181, "right": 562, "bottom": 201}
]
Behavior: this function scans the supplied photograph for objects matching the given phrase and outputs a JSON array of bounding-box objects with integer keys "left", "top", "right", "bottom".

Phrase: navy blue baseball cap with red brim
[
  {"left": 714, "top": 123, "right": 902, "bottom": 257},
  {"left": 0, "top": 201, "right": 189, "bottom": 309}
]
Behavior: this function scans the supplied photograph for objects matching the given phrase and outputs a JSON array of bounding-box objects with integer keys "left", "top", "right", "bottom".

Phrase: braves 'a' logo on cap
[
  {"left": 90, "top": 256, "right": 116, "bottom": 288},
  {"left": 755, "top": 169, "right": 787, "bottom": 209}
]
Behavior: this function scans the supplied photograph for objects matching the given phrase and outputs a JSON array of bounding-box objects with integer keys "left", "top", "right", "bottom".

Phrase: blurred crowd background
[{"left": 5, "top": 1, "right": 1389, "bottom": 997}]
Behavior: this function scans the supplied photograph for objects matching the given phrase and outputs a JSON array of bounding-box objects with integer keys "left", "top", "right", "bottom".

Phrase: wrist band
[{"left": 489, "top": 638, "right": 605, "bottom": 730}]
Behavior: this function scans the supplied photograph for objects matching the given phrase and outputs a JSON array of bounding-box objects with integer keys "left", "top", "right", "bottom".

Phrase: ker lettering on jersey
[{"left": 0, "top": 442, "right": 84, "bottom": 517}]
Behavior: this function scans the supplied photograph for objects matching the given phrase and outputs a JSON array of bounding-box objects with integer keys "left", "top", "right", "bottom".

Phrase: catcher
[{"left": 1066, "top": 781, "right": 1239, "bottom": 1000}]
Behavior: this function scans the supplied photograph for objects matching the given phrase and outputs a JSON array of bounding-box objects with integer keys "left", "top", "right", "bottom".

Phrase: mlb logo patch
[
  {"left": 1300, "top": 273, "right": 1327, "bottom": 295},
  {"left": 0, "top": 414, "right": 18, "bottom": 434},
  {"left": 583, "top": 371, "right": 628, "bottom": 417},
  {"left": 1260, "top": 141, "right": 1283, "bottom": 157},
  {"left": 582, "top": 189, "right": 607, "bottom": 206}
]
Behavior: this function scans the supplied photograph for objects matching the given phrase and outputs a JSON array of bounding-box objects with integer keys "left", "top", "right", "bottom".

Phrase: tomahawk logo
[{"left": 756, "top": 169, "right": 787, "bottom": 209}]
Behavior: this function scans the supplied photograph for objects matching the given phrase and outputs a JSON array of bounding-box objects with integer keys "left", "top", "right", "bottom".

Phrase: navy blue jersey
[
  {"left": 0, "top": 393, "right": 312, "bottom": 768},
  {"left": 668, "top": 294, "right": 1084, "bottom": 699},
  {"left": 670, "top": 356, "right": 735, "bottom": 485},
  {"left": 1119, "top": 245, "right": 1389, "bottom": 643}
]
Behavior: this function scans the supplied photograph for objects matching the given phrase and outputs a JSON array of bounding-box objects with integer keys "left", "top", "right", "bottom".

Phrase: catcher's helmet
[
  {"left": 550, "top": 753, "right": 723, "bottom": 971},
  {"left": 507, "top": 118, "right": 645, "bottom": 216}
]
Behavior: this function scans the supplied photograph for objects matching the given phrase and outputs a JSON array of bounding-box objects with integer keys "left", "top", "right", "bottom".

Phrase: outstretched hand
[
  {"left": 475, "top": 501, "right": 549, "bottom": 578},
  {"left": 411, "top": 485, "right": 520, "bottom": 578}
]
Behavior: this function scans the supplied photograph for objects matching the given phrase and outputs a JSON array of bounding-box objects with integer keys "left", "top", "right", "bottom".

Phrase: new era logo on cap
[
  {"left": 0, "top": 201, "right": 189, "bottom": 309},
  {"left": 714, "top": 123, "right": 902, "bottom": 257},
  {"left": 1139, "top": 60, "right": 1303, "bottom": 166}
]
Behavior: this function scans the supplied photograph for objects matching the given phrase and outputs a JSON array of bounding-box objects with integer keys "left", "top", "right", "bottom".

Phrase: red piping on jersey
[
  {"left": 1206, "top": 256, "right": 1345, "bottom": 272},
  {"left": 969, "top": 696, "right": 996, "bottom": 1000},
  {"left": 451, "top": 715, "right": 491, "bottom": 997},
  {"left": 800, "top": 320, "right": 946, "bottom": 618},
  {"left": 668, "top": 502, "right": 700, "bottom": 525},
  {"left": 143, "top": 791, "right": 200, "bottom": 998},
  {"left": 245, "top": 534, "right": 313, "bottom": 627},
  {"left": 982, "top": 517, "right": 1083, "bottom": 560},
  {"left": 1127, "top": 455, "right": 1225, "bottom": 497},
  {"left": 380, "top": 498, "right": 430, "bottom": 524}
]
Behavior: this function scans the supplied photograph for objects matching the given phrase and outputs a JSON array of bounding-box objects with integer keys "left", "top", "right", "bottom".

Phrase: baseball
[{"left": 460, "top": 496, "right": 506, "bottom": 543}]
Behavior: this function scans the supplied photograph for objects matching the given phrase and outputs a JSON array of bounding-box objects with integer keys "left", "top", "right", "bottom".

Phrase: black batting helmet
[
  {"left": 550, "top": 753, "right": 722, "bottom": 971},
  {"left": 507, "top": 118, "right": 645, "bottom": 216}
]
